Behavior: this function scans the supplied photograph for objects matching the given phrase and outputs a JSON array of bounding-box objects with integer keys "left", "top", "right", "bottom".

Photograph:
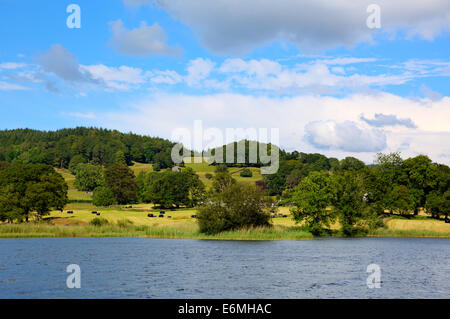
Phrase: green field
[
  {"left": 1, "top": 200, "right": 450, "bottom": 239},
  {"left": 2, "top": 162, "right": 448, "bottom": 240}
]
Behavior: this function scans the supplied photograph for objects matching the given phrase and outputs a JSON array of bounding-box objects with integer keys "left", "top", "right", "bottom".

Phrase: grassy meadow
[{"left": 2, "top": 161, "right": 450, "bottom": 240}]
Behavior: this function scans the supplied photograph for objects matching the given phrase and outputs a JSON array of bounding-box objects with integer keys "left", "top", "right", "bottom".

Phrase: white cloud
[
  {"left": 0, "top": 81, "right": 29, "bottom": 91},
  {"left": 305, "top": 120, "right": 387, "bottom": 152},
  {"left": 185, "top": 58, "right": 215, "bottom": 86},
  {"left": 80, "top": 64, "right": 150, "bottom": 90},
  {"left": 109, "top": 20, "right": 178, "bottom": 56},
  {"left": 0, "top": 62, "right": 27, "bottom": 70},
  {"left": 149, "top": 0, "right": 450, "bottom": 54},
  {"left": 68, "top": 112, "right": 96, "bottom": 119},
  {"left": 37, "top": 44, "right": 97, "bottom": 83},
  {"left": 89, "top": 92, "right": 450, "bottom": 164}
]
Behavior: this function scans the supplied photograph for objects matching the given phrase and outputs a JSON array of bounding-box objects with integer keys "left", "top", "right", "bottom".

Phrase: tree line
[{"left": 0, "top": 127, "right": 175, "bottom": 169}]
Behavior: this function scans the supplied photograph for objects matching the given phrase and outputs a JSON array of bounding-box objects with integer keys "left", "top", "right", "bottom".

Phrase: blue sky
[{"left": 0, "top": 0, "right": 449, "bottom": 164}]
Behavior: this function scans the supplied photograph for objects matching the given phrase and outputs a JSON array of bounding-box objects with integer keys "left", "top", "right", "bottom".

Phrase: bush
[
  {"left": 214, "top": 164, "right": 228, "bottom": 173},
  {"left": 205, "top": 173, "right": 213, "bottom": 180},
  {"left": 239, "top": 168, "right": 253, "bottom": 177},
  {"left": 92, "top": 187, "right": 115, "bottom": 207},
  {"left": 197, "top": 183, "right": 272, "bottom": 234},
  {"left": 89, "top": 217, "right": 109, "bottom": 226}
]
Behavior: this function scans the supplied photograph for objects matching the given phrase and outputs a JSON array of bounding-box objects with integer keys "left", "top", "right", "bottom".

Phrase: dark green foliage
[
  {"left": 89, "top": 217, "right": 109, "bottom": 226},
  {"left": 239, "top": 168, "right": 253, "bottom": 177},
  {"left": 387, "top": 185, "right": 416, "bottom": 215},
  {"left": 331, "top": 171, "right": 373, "bottom": 236},
  {"left": 139, "top": 169, "right": 205, "bottom": 208},
  {"left": 205, "top": 173, "right": 213, "bottom": 179},
  {"left": 104, "top": 163, "right": 138, "bottom": 205},
  {"left": 92, "top": 186, "right": 115, "bottom": 207},
  {"left": 425, "top": 190, "right": 450, "bottom": 219},
  {"left": 0, "top": 164, "right": 68, "bottom": 222},
  {"left": 291, "top": 171, "right": 335, "bottom": 235},
  {"left": 214, "top": 164, "right": 229, "bottom": 173},
  {"left": 339, "top": 157, "right": 366, "bottom": 171},
  {"left": 73, "top": 164, "right": 103, "bottom": 191},
  {"left": 212, "top": 172, "right": 236, "bottom": 193},
  {"left": 68, "top": 155, "right": 87, "bottom": 174},
  {"left": 0, "top": 127, "right": 174, "bottom": 168},
  {"left": 198, "top": 183, "right": 272, "bottom": 234},
  {"left": 206, "top": 140, "right": 278, "bottom": 168}
]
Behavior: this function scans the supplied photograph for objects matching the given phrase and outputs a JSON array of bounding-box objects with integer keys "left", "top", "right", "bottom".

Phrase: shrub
[
  {"left": 198, "top": 183, "right": 272, "bottom": 234},
  {"left": 239, "top": 168, "right": 253, "bottom": 177},
  {"left": 214, "top": 164, "right": 228, "bottom": 173},
  {"left": 92, "top": 186, "right": 115, "bottom": 207},
  {"left": 89, "top": 217, "right": 109, "bottom": 226}
]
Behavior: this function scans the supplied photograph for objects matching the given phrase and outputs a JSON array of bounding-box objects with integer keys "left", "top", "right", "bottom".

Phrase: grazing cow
[
  {"left": 96, "top": 213, "right": 100, "bottom": 216},
  {"left": 67, "top": 211, "right": 73, "bottom": 214},
  {"left": 147, "top": 213, "right": 154, "bottom": 217},
  {"left": 191, "top": 215, "right": 197, "bottom": 218},
  {"left": 91, "top": 211, "right": 97, "bottom": 214},
  {"left": 167, "top": 216, "right": 172, "bottom": 218},
  {"left": 159, "top": 215, "right": 164, "bottom": 218},
  {"left": 282, "top": 215, "right": 288, "bottom": 218},
  {"left": 445, "top": 217, "right": 450, "bottom": 223}
]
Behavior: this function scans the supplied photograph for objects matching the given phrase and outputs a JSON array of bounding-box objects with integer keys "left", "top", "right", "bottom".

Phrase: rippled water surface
[{"left": 0, "top": 237, "right": 449, "bottom": 298}]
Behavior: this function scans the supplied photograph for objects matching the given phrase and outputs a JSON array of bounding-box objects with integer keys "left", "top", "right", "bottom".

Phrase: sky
[{"left": 0, "top": 0, "right": 449, "bottom": 164}]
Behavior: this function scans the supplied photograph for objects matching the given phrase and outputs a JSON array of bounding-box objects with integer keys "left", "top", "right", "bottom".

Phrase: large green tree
[
  {"left": 291, "top": 171, "right": 335, "bottom": 235},
  {"left": 104, "top": 163, "right": 138, "bottom": 204},
  {"left": 198, "top": 183, "right": 272, "bottom": 234},
  {"left": 74, "top": 163, "right": 103, "bottom": 191},
  {"left": 0, "top": 164, "right": 68, "bottom": 221}
]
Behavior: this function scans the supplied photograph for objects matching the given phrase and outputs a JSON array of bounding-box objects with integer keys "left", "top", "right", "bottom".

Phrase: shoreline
[{"left": 1, "top": 225, "right": 449, "bottom": 240}]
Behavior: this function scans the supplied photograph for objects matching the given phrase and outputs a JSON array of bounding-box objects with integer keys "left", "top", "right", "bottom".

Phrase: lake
[{"left": 0, "top": 237, "right": 449, "bottom": 298}]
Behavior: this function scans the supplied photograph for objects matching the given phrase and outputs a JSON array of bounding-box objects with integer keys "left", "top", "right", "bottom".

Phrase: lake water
[{"left": 0, "top": 237, "right": 449, "bottom": 298}]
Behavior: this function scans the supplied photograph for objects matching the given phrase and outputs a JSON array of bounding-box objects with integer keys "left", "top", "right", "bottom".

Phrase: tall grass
[{"left": 0, "top": 222, "right": 313, "bottom": 240}]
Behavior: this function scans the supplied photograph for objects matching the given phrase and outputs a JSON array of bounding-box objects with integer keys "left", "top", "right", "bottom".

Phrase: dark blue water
[{"left": 0, "top": 237, "right": 449, "bottom": 298}]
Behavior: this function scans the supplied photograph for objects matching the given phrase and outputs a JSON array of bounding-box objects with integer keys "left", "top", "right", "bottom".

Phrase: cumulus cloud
[
  {"left": 305, "top": 120, "right": 387, "bottom": 152},
  {"left": 149, "top": 0, "right": 450, "bottom": 54},
  {"left": 360, "top": 113, "right": 417, "bottom": 129},
  {"left": 109, "top": 20, "right": 178, "bottom": 56},
  {"left": 37, "top": 44, "right": 97, "bottom": 83},
  {"left": 80, "top": 64, "right": 150, "bottom": 90},
  {"left": 88, "top": 92, "right": 450, "bottom": 164}
]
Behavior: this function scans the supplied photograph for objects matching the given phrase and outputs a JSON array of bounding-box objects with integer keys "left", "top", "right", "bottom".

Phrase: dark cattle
[
  {"left": 282, "top": 215, "right": 288, "bottom": 218},
  {"left": 148, "top": 213, "right": 154, "bottom": 217},
  {"left": 191, "top": 215, "right": 197, "bottom": 218},
  {"left": 160, "top": 211, "right": 165, "bottom": 214},
  {"left": 167, "top": 216, "right": 172, "bottom": 218},
  {"left": 278, "top": 213, "right": 283, "bottom": 216},
  {"left": 91, "top": 211, "right": 97, "bottom": 214},
  {"left": 271, "top": 215, "right": 276, "bottom": 218},
  {"left": 96, "top": 213, "right": 101, "bottom": 216},
  {"left": 159, "top": 215, "right": 164, "bottom": 218},
  {"left": 445, "top": 218, "right": 450, "bottom": 223},
  {"left": 67, "top": 211, "right": 73, "bottom": 214}
]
